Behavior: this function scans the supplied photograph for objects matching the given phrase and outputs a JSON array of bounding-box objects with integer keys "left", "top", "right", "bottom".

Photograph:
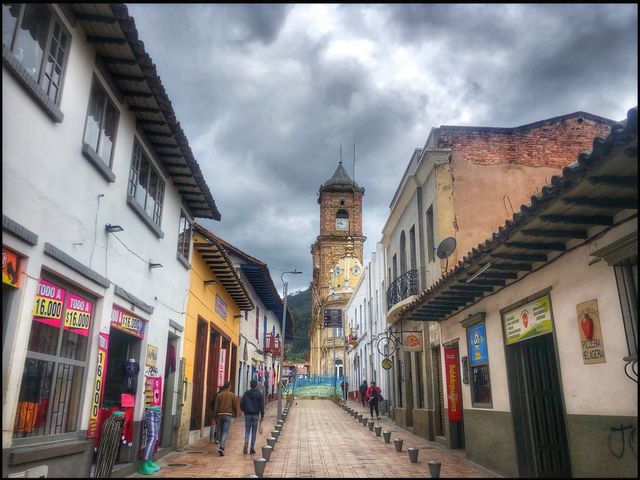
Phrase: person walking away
[
  {"left": 211, "top": 382, "right": 238, "bottom": 456},
  {"left": 359, "top": 380, "right": 368, "bottom": 407},
  {"left": 365, "top": 381, "right": 382, "bottom": 419},
  {"left": 257, "top": 379, "right": 266, "bottom": 403},
  {"left": 240, "top": 379, "right": 265, "bottom": 455}
]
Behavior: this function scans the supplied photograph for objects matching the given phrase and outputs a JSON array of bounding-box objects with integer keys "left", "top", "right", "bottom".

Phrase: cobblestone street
[{"left": 127, "top": 398, "right": 499, "bottom": 478}]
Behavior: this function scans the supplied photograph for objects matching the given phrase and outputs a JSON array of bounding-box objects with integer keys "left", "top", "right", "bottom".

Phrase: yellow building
[{"left": 178, "top": 224, "right": 253, "bottom": 447}]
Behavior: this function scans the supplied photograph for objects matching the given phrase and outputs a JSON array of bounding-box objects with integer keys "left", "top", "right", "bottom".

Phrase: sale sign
[
  {"left": 444, "top": 347, "right": 462, "bottom": 422},
  {"left": 111, "top": 305, "right": 146, "bottom": 339},
  {"left": 64, "top": 292, "right": 93, "bottom": 337},
  {"left": 32, "top": 278, "right": 66, "bottom": 328},
  {"left": 87, "top": 332, "right": 109, "bottom": 438}
]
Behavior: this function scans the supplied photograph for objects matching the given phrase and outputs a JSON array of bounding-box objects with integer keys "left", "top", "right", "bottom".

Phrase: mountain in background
[{"left": 286, "top": 287, "right": 311, "bottom": 362}]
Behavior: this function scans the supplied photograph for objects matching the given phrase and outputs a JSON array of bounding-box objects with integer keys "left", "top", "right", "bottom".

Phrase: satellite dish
[{"left": 436, "top": 237, "right": 457, "bottom": 259}]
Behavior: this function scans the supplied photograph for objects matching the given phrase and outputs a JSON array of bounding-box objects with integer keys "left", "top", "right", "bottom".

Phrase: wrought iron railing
[{"left": 386, "top": 269, "right": 419, "bottom": 310}]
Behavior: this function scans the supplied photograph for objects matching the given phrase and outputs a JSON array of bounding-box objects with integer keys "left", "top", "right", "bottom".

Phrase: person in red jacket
[{"left": 365, "top": 381, "right": 382, "bottom": 420}]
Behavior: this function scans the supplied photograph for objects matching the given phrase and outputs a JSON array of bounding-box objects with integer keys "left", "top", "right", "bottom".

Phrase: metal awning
[
  {"left": 402, "top": 107, "right": 638, "bottom": 322},
  {"left": 65, "top": 4, "right": 220, "bottom": 220}
]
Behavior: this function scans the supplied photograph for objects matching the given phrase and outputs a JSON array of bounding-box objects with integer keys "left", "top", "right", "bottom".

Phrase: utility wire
[{"left": 111, "top": 232, "right": 149, "bottom": 265}]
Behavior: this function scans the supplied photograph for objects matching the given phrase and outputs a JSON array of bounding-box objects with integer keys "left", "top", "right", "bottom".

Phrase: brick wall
[{"left": 435, "top": 114, "right": 613, "bottom": 168}]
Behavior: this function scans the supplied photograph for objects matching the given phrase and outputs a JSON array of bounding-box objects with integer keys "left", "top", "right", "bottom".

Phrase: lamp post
[{"left": 278, "top": 270, "right": 302, "bottom": 422}]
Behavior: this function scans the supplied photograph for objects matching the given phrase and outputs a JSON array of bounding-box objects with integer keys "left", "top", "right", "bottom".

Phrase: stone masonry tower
[{"left": 309, "top": 162, "right": 365, "bottom": 374}]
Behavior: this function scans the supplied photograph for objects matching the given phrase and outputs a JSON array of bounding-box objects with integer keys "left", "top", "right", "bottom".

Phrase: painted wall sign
[
  {"left": 576, "top": 299, "right": 606, "bottom": 364},
  {"left": 381, "top": 358, "right": 393, "bottom": 370},
  {"left": 32, "top": 278, "right": 66, "bottom": 328},
  {"left": 146, "top": 344, "right": 158, "bottom": 367},
  {"left": 87, "top": 332, "right": 109, "bottom": 438},
  {"left": 2, "top": 247, "right": 23, "bottom": 288},
  {"left": 503, "top": 294, "right": 553, "bottom": 345},
  {"left": 144, "top": 377, "right": 162, "bottom": 408},
  {"left": 217, "top": 348, "right": 227, "bottom": 387},
  {"left": 444, "top": 347, "right": 462, "bottom": 422},
  {"left": 63, "top": 292, "right": 93, "bottom": 337},
  {"left": 111, "top": 305, "right": 146, "bottom": 339},
  {"left": 402, "top": 332, "right": 423, "bottom": 351},
  {"left": 468, "top": 322, "right": 488, "bottom": 366},
  {"left": 215, "top": 294, "right": 227, "bottom": 320}
]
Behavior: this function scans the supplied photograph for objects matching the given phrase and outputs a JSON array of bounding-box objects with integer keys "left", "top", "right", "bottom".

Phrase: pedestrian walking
[
  {"left": 365, "top": 381, "right": 383, "bottom": 420},
  {"left": 359, "top": 380, "right": 368, "bottom": 407},
  {"left": 257, "top": 378, "right": 266, "bottom": 403},
  {"left": 211, "top": 382, "right": 238, "bottom": 456},
  {"left": 240, "top": 379, "right": 265, "bottom": 455}
]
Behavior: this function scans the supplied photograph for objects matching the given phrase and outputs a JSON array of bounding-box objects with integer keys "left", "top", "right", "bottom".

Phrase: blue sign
[{"left": 468, "top": 322, "right": 488, "bottom": 366}]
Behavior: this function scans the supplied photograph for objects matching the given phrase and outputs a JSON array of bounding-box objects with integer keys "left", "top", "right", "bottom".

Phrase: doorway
[
  {"left": 506, "top": 333, "right": 572, "bottom": 477},
  {"left": 160, "top": 333, "right": 179, "bottom": 447},
  {"left": 189, "top": 320, "right": 207, "bottom": 431},
  {"left": 205, "top": 329, "right": 222, "bottom": 427}
]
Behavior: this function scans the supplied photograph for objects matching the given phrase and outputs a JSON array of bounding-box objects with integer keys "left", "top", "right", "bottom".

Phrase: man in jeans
[
  {"left": 240, "top": 379, "right": 265, "bottom": 454},
  {"left": 211, "top": 381, "right": 238, "bottom": 456}
]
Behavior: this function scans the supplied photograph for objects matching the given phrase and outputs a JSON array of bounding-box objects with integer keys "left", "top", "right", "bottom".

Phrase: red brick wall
[{"left": 435, "top": 115, "right": 612, "bottom": 168}]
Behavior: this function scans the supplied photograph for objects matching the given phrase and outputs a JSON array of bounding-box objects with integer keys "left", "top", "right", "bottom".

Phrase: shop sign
[
  {"left": 63, "top": 292, "right": 93, "bottom": 337},
  {"left": 402, "top": 331, "right": 423, "bottom": 351},
  {"left": 2, "top": 247, "right": 23, "bottom": 288},
  {"left": 217, "top": 349, "right": 227, "bottom": 387},
  {"left": 87, "top": 332, "right": 109, "bottom": 438},
  {"left": 111, "top": 305, "right": 146, "bottom": 339},
  {"left": 215, "top": 294, "right": 227, "bottom": 320},
  {"left": 576, "top": 299, "right": 606, "bottom": 364},
  {"left": 144, "top": 377, "right": 162, "bottom": 408},
  {"left": 146, "top": 344, "right": 158, "bottom": 367},
  {"left": 503, "top": 294, "right": 553, "bottom": 345},
  {"left": 381, "top": 358, "right": 393, "bottom": 370},
  {"left": 468, "top": 322, "right": 488, "bottom": 366},
  {"left": 32, "top": 278, "right": 66, "bottom": 328},
  {"left": 444, "top": 347, "right": 462, "bottom": 422}
]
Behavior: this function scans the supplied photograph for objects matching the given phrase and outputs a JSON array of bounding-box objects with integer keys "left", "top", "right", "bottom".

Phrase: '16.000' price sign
[
  {"left": 32, "top": 278, "right": 66, "bottom": 328},
  {"left": 87, "top": 333, "right": 109, "bottom": 438},
  {"left": 64, "top": 292, "right": 93, "bottom": 337}
]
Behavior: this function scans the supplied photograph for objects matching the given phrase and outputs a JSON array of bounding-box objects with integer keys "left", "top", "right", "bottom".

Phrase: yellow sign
[
  {"left": 33, "top": 296, "right": 63, "bottom": 320},
  {"left": 146, "top": 344, "right": 158, "bottom": 367},
  {"left": 381, "top": 358, "right": 393, "bottom": 370},
  {"left": 503, "top": 294, "right": 553, "bottom": 345}
]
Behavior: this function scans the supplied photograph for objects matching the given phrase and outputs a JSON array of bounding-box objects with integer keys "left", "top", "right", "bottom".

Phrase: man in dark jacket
[
  {"left": 240, "top": 379, "right": 265, "bottom": 454},
  {"left": 359, "top": 380, "right": 368, "bottom": 407}
]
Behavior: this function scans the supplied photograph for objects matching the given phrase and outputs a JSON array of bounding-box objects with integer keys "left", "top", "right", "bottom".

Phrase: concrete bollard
[
  {"left": 271, "top": 430, "right": 279, "bottom": 440},
  {"left": 368, "top": 420, "right": 375, "bottom": 431},
  {"left": 261, "top": 445, "right": 273, "bottom": 461},
  {"left": 282, "top": 413, "right": 287, "bottom": 421},
  {"left": 408, "top": 448, "right": 419, "bottom": 463},
  {"left": 275, "top": 424, "right": 282, "bottom": 432},
  {"left": 374, "top": 425, "right": 382, "bottom": 437},
  {"left": 383, "top": 431, "right": 391, "bottom": 443},
  {"left": 428, "top": 460, "right": 441, "bottom": 478},
  {"left": 357, "top": 413, "right": 363, "bottom": 422},
  {"left": 394, "top": 438, "right": 403, "bottom": 452},
  {"left": 254, "top": 458, "right": 267, "bottom": 478},
  {"left": 267, "top": 437, "right": 276, "bottom": 449},
  {"left": 362, "top": 417, "right": 368, "bottom": 427}
]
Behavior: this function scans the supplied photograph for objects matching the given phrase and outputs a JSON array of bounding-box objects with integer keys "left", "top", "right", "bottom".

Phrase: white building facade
[{"left": 2, "top": 4, "right": 220, "bottom": 477}]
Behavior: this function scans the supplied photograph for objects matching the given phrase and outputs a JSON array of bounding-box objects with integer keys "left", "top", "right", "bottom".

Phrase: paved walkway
[{"left": 127, "top": 398, "right": 499, "bottom": 478}]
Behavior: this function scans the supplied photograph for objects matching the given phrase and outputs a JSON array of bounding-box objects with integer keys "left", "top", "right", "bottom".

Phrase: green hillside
[{"left": 286, "top": 287, "right": 311, "bottom": 362}]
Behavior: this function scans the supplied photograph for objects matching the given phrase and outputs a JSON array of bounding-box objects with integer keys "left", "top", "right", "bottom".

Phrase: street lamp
[{"left": 277, "top": 269, "right": 302, "bottom": 422}]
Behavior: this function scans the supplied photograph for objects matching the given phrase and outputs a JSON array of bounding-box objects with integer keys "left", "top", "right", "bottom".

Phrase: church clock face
[{"left": 336, "top": 217, "right": 349, "bottom": 231}]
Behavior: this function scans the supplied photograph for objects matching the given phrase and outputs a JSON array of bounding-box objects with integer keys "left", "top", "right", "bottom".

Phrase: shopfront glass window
[
  {"left": 466, "top": 319, "right": 493, "bottom": 408},
  {"left": 14, "top": 276, "right": 93, "bottom": 440}
]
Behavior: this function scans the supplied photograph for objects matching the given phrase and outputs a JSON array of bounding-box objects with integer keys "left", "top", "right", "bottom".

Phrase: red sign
[
  {"left": 2, "top": 247, "right": 23, "bottom": 288},
  {"left": 217, "top": 349, "right": 227, "bottom": 387},
  {"left": 444, "top": 347, "right": 462, "bottom": 422},
  {"left": 111, "top": 305, "right": 146, "bottom": 339},
  {"left": 32, "top": 278, "right": 66, "bottom": 329},
  {"left": 88, "top": 332, "right": 109, "bottom": 438}
]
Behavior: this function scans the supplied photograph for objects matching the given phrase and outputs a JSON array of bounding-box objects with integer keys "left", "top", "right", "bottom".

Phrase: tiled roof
[
  {"left": 65, "top": 4, "right": 221, "bottom": 220},
  {"left": 401, "top": 106, "right": 638, "bottom": 322}
]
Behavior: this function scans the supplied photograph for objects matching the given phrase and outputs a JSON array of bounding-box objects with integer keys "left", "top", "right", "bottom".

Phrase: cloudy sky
[{"left": 126, "top": 3, "right": 637, "bottom": 293}]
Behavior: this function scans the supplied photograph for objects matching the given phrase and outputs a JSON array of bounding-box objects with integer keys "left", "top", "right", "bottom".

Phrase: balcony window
[{"left": 386, "top": 269, "right": 419, "bottom": 310}]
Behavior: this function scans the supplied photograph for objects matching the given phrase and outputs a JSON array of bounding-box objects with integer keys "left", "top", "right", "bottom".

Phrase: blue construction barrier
[{"left": 283, "top": 374, "right": 344, "bottom": 398}]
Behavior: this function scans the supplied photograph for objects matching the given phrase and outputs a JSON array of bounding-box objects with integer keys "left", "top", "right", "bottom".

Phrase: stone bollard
[
  {"left": 271, "top": 430, "right": 279, "bottom": 440},
  {"left": 408, "top": 448, "right": 419, "bottom": 463},
  {"left": 374, "top": 425, "right": 382, "bottom": 437},
  {"left": 362, "top": 417, "right": 368, "bottom": 427},
  {"left": 383, "top": 431, "right": 391, "bottom": 443},
  {"left": 428, "top": 460, "right": 441, "bottom": 478},
  {"left": 394, "top": 438, "right": 403, "bottom": 452},
  {"left": 267, "top": 437, "right": 276, "bottom": 449},
  {"left": 368, "top": 419, "right": 375, "bottom": 431},
  {"left": 261, "top": 445, "right": 273, "bottom": 461},
  {"left": 357, "top": 413, "right": 363, "bottom": 422},
  {"left": 282, "top": 413, "right": 288, "bottom": 421},
  {"left": 254, "top": 458, "right": 267, "bottom": 478}
]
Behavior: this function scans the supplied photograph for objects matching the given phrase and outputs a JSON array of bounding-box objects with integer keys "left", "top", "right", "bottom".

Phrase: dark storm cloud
[{"left": 126, "top": 4, "right": 637, "bottom": 293}]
